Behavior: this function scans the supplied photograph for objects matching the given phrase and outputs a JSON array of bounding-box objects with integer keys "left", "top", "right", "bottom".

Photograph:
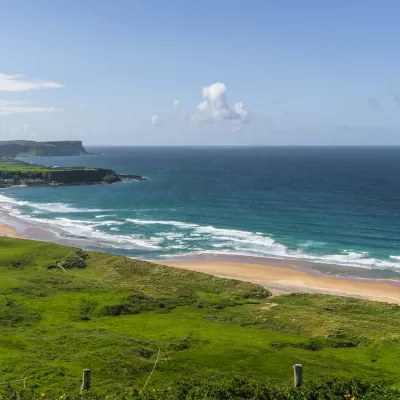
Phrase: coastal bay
[
  {"left": 0, "top": 146, "right": 400, "bottom": 397},
  {"left": 1, "top": 147, "right": 400, "bottom": 275}
]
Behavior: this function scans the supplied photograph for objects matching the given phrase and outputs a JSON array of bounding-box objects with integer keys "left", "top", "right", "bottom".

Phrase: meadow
[{"left": 0, "top": 237, "right": 399, "bottom": 398}]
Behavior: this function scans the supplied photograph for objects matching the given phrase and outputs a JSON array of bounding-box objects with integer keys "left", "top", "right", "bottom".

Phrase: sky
[{"left": 1, "top": 0, "right": 400, "bottom": 145}]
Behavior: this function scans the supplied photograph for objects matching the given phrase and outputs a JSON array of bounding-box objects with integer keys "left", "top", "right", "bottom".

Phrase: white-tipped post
[
  {"left": 81, "top": 369, "right": 91, "bottom": 393},
  {"left": 293, "top": 364, "right": 303, "bottom": 387}
]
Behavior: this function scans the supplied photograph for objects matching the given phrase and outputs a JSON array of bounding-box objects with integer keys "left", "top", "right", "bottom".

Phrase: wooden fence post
[
  {"left": 293, "top": 364, "right": 303, "bottom": 387},
  {"left": 81, "top": 369, "right": 91, "bottom": 393}
]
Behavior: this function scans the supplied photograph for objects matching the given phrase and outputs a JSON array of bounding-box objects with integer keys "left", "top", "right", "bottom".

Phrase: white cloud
[
  {"left": 234, "top": 102, "right": 249, "bottom": 122},
  {"left": 151, "top": 115, "right": 160, "bottom": 125},
  {"left": 199, "top": 82, "right": 237, "bottom": 121},
  {"left": 0, "top": 73, "right": 63, "bottom": 115},
  {"left": 197, "top": 101, "right": 209, "bottom": 112},
  {"left": 170, "top": 83, "right": 250, "bottom": 129},
  {"left": 0, "top": 100, "right": 62, "bottom": 115},
  {"left": 202, "top": 82, "right": 226, "bottom": 102},
  {"left": 0, "top": 73, "right": 64, "bottom": 92},
  {"left": 178, "top": 82, "right": 249, "bottom": 124}
]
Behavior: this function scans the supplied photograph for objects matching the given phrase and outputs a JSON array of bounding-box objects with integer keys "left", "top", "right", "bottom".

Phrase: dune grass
[{"left": 0, "top": 237, "right": 399, "bottom": 397}]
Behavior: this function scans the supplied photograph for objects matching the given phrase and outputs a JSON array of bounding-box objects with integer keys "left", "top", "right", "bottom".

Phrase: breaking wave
[{"left": 1, "top": 193, "right": 400, "bottom": 270}]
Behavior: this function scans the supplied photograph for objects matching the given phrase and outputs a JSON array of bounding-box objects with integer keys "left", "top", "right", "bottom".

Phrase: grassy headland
[
  {"left": 0, "top": 159, "right": 120, "bottom": 185},
  {"left": 0, "top": 237, "right": 399, "bottom": 397}
]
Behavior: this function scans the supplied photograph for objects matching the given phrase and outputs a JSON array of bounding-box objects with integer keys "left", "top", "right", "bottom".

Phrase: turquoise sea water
[{"left": 1, "top": 146, "right": 400, "bottom": 271}]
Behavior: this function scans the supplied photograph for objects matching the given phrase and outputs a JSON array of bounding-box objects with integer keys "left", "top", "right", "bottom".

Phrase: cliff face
[
  {"left": 45, "top": 168, "right": 118, "bottom": 184},
  {"left": 0, "top": 141, "right": 89, "bottom": 157}
]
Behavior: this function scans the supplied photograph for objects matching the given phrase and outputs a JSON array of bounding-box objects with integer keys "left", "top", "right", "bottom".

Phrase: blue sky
[{"left": 1, "top": 0, "right": 400, "bottom": 145}]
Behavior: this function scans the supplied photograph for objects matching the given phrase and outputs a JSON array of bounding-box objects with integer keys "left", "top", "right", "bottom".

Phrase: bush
[
  {"left": 59, "top": 250, "right": 88, "bottom": 269},
  {"left": 96, "top": 293, "right": 186, "bottom": 317},
  {"left": 75, "top": 248, "right": 89, "bottom": 260},
  {"left": 102, "top": 172, "right": 120, "bottom": 183}
]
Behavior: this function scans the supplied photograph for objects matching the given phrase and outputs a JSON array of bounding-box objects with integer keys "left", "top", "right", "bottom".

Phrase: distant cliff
[{"left": 0, "top": 140, "right": 89, "bottom": 157}]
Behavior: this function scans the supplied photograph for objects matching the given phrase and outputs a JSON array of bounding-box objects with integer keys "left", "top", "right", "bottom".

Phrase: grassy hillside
[{"left": 0, "top": 237, "right": 399, "bottom": 397}]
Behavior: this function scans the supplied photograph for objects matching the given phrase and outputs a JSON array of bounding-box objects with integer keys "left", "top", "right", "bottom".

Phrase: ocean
[{"left": 1, "top": 146, "right": 400, "bottom": 273}]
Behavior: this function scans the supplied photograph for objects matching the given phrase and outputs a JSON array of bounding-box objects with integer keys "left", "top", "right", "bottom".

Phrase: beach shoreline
[
  {"left": 158, "top": 253, "right": 400, "bottom": 280},
  {"left": 1, "top": 212, "right": 400, "bottom": 304},
  {"left": 0, "top": 208, "right": 100, "bottom": 247},
  {"left": 159, "top": 259, "right": 400, "bottom": 304}
]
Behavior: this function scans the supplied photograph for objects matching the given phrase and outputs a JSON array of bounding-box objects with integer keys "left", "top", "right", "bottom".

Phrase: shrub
[{"left": 59, "top": 250, "right": 88, "bottom": 269}]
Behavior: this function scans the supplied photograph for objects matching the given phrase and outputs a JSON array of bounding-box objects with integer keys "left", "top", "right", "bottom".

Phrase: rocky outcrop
[{"left": 119, "top": 174, "right": 147, "bottom": 181}]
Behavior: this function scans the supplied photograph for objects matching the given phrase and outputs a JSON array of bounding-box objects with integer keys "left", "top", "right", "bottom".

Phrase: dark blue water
[{"left": 1, "top": 147, "right": 400, "bottom": 270}]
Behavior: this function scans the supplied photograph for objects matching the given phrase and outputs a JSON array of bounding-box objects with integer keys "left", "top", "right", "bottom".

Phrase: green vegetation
[
  {"left": 2, "top": 377, "right": 400, "bottom": 399},
  {"left": 0, "top": 141, "right": 89, "bottom": 157},
  {"left": 0, "top": 160, "right": 119, "bottom": 184},
  {"left": 0, "top": 237, "right": 399, "bottom": 398},
  {"left": 0, "top": 161, "right": 52, "bottom": 174}
]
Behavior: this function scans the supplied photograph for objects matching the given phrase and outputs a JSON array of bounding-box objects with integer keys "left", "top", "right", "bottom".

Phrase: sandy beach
[
  {"left": 0, "top": 222, "right": 23, "bottom": 238},
  {"left": 160, "top": 260, "right": 400, "bottom": 304}
]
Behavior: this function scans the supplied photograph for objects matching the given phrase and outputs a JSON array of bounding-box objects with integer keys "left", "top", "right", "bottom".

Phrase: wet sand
[
  {"left": 160, "top": 259, "right": 400, "bottom": 304},
  {"left": 0, "top": 210, "right": 98, "bottom": 247}
]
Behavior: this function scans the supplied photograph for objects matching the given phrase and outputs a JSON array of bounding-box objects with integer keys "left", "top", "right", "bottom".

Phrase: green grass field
[
  {"left": 0, "top": 162, "right": 52, "bottom": 172},
  {"left": 0, "top": 237, "right": 399, "bottom": 398},
  {"left": 0, "top": 162, "right": 96, "bottom": 173}
]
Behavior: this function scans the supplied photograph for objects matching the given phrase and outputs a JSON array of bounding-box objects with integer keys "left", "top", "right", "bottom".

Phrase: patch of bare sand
[{"left": 0, "top": 222, "right": 22, "bottom": 238}]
